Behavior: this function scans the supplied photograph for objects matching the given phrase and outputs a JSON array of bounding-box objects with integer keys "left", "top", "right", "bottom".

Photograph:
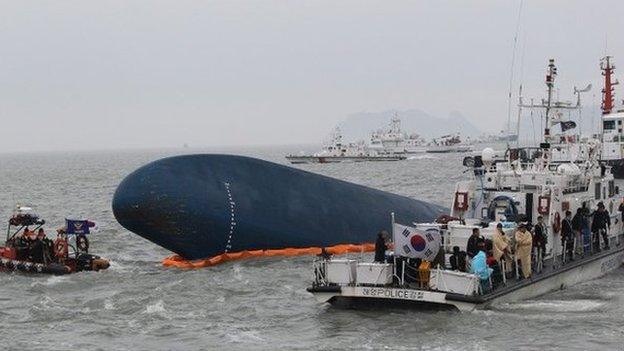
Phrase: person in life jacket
[
  {"left": 54, "top": 233, "right": 69, "bottom": 263},
  {"left": 514, "top": 223, "right": 533, "bottom": 279}
]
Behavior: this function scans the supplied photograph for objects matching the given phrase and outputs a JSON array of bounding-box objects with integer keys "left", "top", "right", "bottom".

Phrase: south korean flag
[{"left": 393, "top": 223, "right": 441, "bottom": 261}]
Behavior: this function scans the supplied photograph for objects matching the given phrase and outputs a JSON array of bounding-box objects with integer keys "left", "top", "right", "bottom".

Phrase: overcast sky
[{"left": 1, "top": 1, "right": 623, "bottom": 152}]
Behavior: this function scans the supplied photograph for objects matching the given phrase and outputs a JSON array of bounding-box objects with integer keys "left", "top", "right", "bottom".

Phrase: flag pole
[{"left": 391, "top": 212, "right": 395, "bottom": 241}]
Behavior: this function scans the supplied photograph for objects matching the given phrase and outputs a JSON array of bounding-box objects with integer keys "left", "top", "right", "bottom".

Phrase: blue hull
[{"left": 112, "top": 154, "right": 447, "bottom": 260}]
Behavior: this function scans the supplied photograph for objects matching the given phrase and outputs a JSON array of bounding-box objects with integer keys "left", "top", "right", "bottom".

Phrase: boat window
[
  {"left": 595, "top": 182, "right": 601, "bottom": 200},
  {"left": 619, "top": 120, "right": 623, "bottom": 125},
  {"left": 604, "top": 120, "right": 616, "bottom": 130}
]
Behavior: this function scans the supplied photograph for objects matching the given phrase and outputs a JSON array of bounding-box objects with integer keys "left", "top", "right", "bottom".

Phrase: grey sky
[{"left": 1, "top": 1, "right": 623, "bottom": 152}]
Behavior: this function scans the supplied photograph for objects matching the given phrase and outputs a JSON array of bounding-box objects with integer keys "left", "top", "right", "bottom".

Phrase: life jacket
[{"left": 54, "top": 237, "right": 69, "bottom": 260}]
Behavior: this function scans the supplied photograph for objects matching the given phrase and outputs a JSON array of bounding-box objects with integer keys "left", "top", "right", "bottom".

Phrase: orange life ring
[
  {"left": 54, "top": 238, "right": 68, "bottom": 259},
  {"left": 552, "top": 212, "right": 561, "bottom": 234}
]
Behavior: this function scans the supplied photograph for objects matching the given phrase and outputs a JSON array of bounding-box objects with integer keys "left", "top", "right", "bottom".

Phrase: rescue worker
[
  {"left": 533, "top": 216, "right": 547, "bottom": 262},
  {"left": 619, "top": 200, "right": 624, "bottom": 222},
  {"left": 37, "top": 229, "right": 54, "bottom": 263},
  {"left": 515, "top": 223, "right": 533, "bottom": 279},
  {"left": 54, "top": 233, "right": 69, "bottom": 264},
  {"left": 374, "top": 231, "right": 390, "bottom": 263},
  {"left": 466, "top": 228, "right": 483, "bottom": 258},
  {"left": 492, "top": 223, "right": 512, "bottom": 273},
  {"left": 591, "top": 202, "right": 611, "bottom": 251},
  {"left": 561, "top": 211, "right": 574, "bottom": 261},
  {"left": 30, "top": 230, "right": 45, "bottom": 263}
]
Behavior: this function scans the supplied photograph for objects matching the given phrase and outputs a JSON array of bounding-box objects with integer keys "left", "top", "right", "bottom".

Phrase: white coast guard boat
[
  {"left": 369, "top": 114, "right": 428, "bottom": 154},
  {"left": 286, "top": 127, "right": 406, "bottom": 164},
  {"left": 307, "top": 59, "right": 624, "bottom": 311}
]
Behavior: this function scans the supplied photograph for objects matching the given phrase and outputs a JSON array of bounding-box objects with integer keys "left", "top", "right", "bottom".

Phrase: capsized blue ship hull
[{"left": 112, "top": 154, "right": 447, "bottom": 260}]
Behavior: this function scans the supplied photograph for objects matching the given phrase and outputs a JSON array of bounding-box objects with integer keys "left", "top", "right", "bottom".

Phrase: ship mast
[
  {"left": 601, "top": 56, "right": 619, "bottom": 115},
  {"left": 544, "top": 59, "right": 557, "bottom": 142}
]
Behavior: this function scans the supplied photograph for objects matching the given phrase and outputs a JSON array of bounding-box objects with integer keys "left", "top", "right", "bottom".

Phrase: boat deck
[{"left": 445, "top": 238, "right": 624, "bottom": 304}]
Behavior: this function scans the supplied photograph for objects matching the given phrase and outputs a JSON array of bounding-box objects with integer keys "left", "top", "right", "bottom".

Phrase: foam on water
[
  {"left": 498, "top": 299, "right": 606, "bottom": 313},
  {"left": 408, "top": 154, "right": 438, "bottom": 160},
  {"left": 145, "top": 300, "right": 166, "bottom": 314}
]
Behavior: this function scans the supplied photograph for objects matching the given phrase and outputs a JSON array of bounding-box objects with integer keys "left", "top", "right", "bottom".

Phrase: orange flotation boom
[{"left": 163, "top": 242, "right": 375, "bottom": 269}]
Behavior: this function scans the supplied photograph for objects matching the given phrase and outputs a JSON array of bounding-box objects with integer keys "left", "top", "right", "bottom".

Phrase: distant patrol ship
[{"left": 286, "top": 127, "right": 406, "bottom": 164}]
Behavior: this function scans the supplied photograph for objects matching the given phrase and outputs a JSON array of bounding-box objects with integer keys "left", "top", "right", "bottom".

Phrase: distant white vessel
[
  {"left": 425, "top": 133, "right": 474, "bottom": 153},
  {"left": 369, "top": 114, "right": 428, "bottom": 154},
  {"left": 286, "top": 128, "right": 406, "bottom": 164}
]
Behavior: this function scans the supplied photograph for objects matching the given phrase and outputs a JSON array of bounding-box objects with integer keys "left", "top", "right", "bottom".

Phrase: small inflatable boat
[{"left": 1, "top": 206, "right": 110, "bottom": 275}]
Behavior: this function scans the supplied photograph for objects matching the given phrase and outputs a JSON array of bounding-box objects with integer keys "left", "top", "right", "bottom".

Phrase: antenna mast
[
  {"left": 601, "top": 56, "right": 619, "bottom": 115},
  {"left": 544, "top": 59, "right": 557, "bottom": 142}
]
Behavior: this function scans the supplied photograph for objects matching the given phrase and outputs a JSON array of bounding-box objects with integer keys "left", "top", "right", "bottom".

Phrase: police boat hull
[
  {"left": 308, "top": 243, "right": 624, "bottom": 312},
  {"left": 112, "top": 154, "right": 446, "bottom": 263}
]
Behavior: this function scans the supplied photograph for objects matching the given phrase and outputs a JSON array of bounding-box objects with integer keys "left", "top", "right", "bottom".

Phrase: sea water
[{"left": 0, "top": 146, "right": 622, "bottom": 350}]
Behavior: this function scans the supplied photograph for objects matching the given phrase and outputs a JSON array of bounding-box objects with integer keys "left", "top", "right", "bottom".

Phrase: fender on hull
[{"left": 112, "top": 154, "right": 447, "bottom": 261}]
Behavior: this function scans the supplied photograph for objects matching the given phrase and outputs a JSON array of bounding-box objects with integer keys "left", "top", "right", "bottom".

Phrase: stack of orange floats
[{"left": 163, "top": 243, "right": 376, "bottom": 268}]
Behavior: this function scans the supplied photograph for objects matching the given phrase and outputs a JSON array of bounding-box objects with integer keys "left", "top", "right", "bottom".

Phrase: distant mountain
[{"left": 336, "top": 109, "right": 483, "bottom": 142}]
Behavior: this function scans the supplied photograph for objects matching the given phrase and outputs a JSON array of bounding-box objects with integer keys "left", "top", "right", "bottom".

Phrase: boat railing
[{"left": 311, "top": 233, "right": 622, "bottom": 298}]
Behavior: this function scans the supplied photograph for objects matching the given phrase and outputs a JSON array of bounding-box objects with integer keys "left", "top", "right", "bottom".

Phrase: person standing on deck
[
  {"left": 492, "top": 223, "right": 512, "bottom": 273},
  {"left": 533, "top": 216, "right": 547, "bottom": 266},
  {"left": 561, "top": 211, "right": 574, "bottom": 261},
  {"left": 515, "top": 224, "right": 533, "bottom": 279},
  {"left": 571, "top": 208, "right": 583, "bottom": 255},
  {"left": 591, "top": 202, "right": 611, "bottom": 251},
  {"left": 374, "top": 231, "right": 390, "bottom": 263},
  {"left": 466, "top": 228, "right": 483, "bottom": 258}
]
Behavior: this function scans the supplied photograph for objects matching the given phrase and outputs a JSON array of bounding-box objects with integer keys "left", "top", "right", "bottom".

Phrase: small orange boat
[{"left": 1, "top": 206, "right": 109, "bottom": 275}]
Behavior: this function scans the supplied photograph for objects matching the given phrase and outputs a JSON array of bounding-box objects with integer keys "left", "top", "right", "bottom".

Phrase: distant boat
[
  {"left": 286, "top": 127, "right": 405, "bottom": 164},
  {"left": 497, "top": 131, "right": 518, "bottom": 142},
  {"left": 425, "top": 133, "right": 474, "bottom": 153}
]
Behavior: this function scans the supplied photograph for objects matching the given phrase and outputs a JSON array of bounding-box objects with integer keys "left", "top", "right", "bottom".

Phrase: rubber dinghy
[{"left": 112, "top": 154, "right": 447, "bottom": 267}]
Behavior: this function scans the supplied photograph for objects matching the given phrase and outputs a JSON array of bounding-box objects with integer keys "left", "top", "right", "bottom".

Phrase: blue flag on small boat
[{"left": 65, "top": 219, "right": 97, "bottom": 235}]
